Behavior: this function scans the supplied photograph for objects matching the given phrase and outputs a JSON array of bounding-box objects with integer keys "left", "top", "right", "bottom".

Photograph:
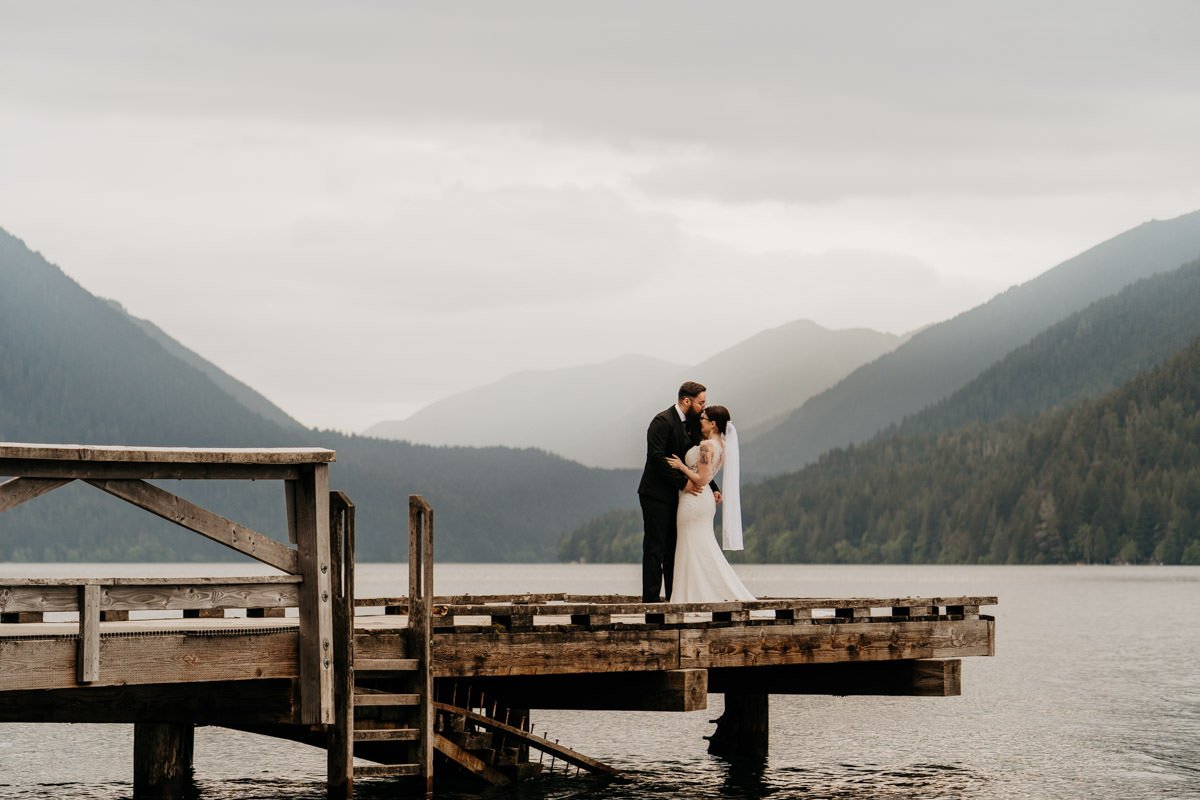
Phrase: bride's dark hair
[{"left": 705, "top": 405, "right": 731, "bottom": 436}]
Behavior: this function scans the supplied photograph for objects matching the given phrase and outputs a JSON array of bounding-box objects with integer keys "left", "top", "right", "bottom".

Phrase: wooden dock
[{"left": 0, "top": 443, "right": 997, "bottom": 798}]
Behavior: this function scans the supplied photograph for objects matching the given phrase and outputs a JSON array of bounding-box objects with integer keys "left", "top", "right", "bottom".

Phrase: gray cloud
[{"left": 2, "top": 1, "right": 1197, "bottom": 430}]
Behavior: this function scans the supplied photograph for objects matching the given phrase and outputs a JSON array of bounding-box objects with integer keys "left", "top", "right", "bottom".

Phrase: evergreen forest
[{"left": 561, "top": 334, "right": 1200, "bottom": 565}]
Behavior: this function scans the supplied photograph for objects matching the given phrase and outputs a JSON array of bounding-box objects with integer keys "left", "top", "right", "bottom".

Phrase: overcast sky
[{"left": 3, "top": 2, "right": 1199, "bottom": 432}]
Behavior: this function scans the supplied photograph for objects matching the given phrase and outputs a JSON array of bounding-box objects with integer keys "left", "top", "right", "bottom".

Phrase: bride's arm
[{"left": 665, "top": 441, "right": 715, "bottom": 487}]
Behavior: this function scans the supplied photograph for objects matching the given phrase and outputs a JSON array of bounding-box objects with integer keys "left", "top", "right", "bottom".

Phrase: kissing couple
[{"left": 637, "top": 381, "right": 755, "bottom": 604}]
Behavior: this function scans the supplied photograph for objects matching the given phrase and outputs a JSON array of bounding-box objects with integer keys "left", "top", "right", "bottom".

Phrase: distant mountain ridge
[
  {"left": 746, "top": 210, "right": 1200, "bottom": 474},
  {"left": 732, "top": 331, "right": 1200, "bottom": 565},
  {"left": 0, "top": 225, "right": 635, "bottom": 562},
  {"left": 560, "top": 331, "right": 1200, "bottom": 566},
  {"left": 366, "top": 319, "right": 902, "bottom": 469},
  {"left": 893, "top": 255, "right": 1200, "bottom": 438}
]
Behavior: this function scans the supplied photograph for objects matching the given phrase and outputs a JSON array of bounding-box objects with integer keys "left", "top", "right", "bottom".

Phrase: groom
[{"left": 638, "top": 380, "right": 716, "bottom": 602}]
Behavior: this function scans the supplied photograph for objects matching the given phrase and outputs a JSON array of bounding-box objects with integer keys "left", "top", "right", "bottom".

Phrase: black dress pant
[{"left": 640, "top": 493, "right": 678, "bottom": 602}]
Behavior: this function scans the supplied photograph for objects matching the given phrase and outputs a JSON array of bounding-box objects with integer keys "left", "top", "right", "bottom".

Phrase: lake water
[{"left": 2, "top": 563, "right": 1199, "bottom": 799}]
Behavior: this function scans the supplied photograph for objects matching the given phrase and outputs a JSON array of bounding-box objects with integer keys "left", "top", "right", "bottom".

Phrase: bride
[{"left": 665, "top": 405, "right": 755, "bottom": 602}]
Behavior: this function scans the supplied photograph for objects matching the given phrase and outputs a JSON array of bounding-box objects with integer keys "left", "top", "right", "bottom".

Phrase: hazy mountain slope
[
  {"left": 0, "top": 226, "right": 635, "bottom": 562},
  {"left": 735, "top": 333, "right": 1200, "bottom": 565},
  {"left": 895, "top": 256, "right": 1200, "bottom": 436},
  {"left": 365, "top": 355, "right": 685, "bottom": 469},
  {"left": 366, "top": 320, "right": 900, "bottom": 469},
  {"left": 747, "top": 209, "right": 1200, "bottom": 474},
  {"left": 107, "top": 300, "right": 305, "bottom": 431}
]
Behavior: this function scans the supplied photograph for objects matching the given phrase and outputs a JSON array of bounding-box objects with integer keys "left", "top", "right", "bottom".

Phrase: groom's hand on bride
[
  {"left": 713, "top": 491, "right": 722, "bottom": 504},
  {"left": 685, "top": 481, "right": 704, "bottom": 495}
]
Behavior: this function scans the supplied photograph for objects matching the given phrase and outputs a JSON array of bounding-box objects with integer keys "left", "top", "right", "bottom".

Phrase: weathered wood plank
[
  {"left": 354, "top": 631, "right": 410, "bottom": 661},
  {"left": 0, "top": 630, "right": 299, "bottom": 691},
  {"left": 680, "top": 619, "right": 994, "bottom": 669},
  {"left": 433, "top": 733, "right": 511, "bottom": 785},
  {"left": 434, "top": 702, "right": 618, "bottom": 776},
  {"left": 357, "top": 594, "right": 998, "bottom": 613},
  {"left": 295, "top": 463, "right": 334, "bottom": 725},
  {"left": 354, "top": 728, "right": 420, "bottom": 742},
  {"left": 355, "top": 658, "right": 418, "bottom": 673},
  {"left": 354, "top": 764, "right": 421, "bottom": 778},
  {"left": 0, "top": 443, "right": 335, "bottom": 464},
  {"left": 0, "top": 581, "right": 299, "bottom": 615},
  {"left": 84, "top": 479, "right": 298, "bottom": 574},
  {"left": 0, "top": 460, "right": 305, "bottom": 480},
  {"left": 0, "top": 586, "right": 79, "bottom": 613},
  {"left": 78, "top": 585, "right": 100, "bottom": 683},
  {"left": 353, "top": 692, "right": 420, "bottom": 707},
  {"left": 328, "top": 490, "right": 355, "bottom": 800},
  {"left": 103, "top": 583, "right": 299, "bottom": 612},
  {"left": 409, "top": 494, "right": 436, "bottom": 793},
  {"left": 432, "top": 629, "right": 682, "bottom": 677},
  {"left": 0, "top": 477, "right": 72, "bottom": 512},
  {"left": 0, "top": 679, "right": 298, "bottom": 724},
  {"left": 3, "top": 576, "right": 300, "bottom": 587}
]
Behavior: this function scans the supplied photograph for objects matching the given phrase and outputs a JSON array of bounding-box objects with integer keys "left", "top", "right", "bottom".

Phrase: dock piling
[{"left": 133, "top": 722, "right": 195, "bottom": 800}]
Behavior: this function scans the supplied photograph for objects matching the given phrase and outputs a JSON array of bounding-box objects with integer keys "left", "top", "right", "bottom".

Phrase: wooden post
[
  {"left": 78, "top": 584, "right": 101, "bottom": 684},
  {"left": 706, "top": 693, "right": 768, "bottom": 759},
  {"left": 409, "top": 495, "right": 435, "bottom": 794},
  {"left": 327, "top": 492, "right": 355, "bottom": 800},
  {"left": 296, "top": 464, "right": 334, "bottom": 725},
  {"left": 132, "top": 722, "right": 194, "bottom": 799}
]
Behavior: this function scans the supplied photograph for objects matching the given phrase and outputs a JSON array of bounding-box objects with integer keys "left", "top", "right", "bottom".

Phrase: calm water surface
[{"left": 1, "top": 563, "right": 1198, "bottom": 799}]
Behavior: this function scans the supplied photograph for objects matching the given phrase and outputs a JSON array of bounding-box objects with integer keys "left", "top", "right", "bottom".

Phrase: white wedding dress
[{"left": 671, "top": 438, "right": 755, "bottom": 603}]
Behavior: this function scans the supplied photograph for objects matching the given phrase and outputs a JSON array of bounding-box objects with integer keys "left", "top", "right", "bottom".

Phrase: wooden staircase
[
  {"left": 331, "top": 494, "right": 614, "bottom": 793},
  {"left": 349, "top": 656, "right": 424, "bottom": 779}
]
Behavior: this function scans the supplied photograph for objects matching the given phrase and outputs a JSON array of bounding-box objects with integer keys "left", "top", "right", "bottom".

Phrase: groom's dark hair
[{"left": 678, "top": 381, "right": 706, "bottom": 401}]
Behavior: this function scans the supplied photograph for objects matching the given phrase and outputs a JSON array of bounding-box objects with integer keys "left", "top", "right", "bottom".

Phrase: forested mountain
[
  {"left": 109, "top": 300, "right": 305, "bottom": 431},
  {"left": 0, "top": 227, "right": 635, "bottom": 562},
  {"left": 561, "top": 334, "right": 1200, "bottom": 565},
  {"left": 746, "top": 209, "right": 1200, "bottom": 475},
  {"left": 893, "top": 255, "right": 1200, "bottom": 436},
  {"left": 366, "top": 320, "right": 900, "bottom": 469},
  {"left": 738, "top": 334, "right": 1200, "bottom": 565}
]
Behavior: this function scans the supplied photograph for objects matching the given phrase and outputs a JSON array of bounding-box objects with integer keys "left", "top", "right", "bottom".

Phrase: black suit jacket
[{"left": 637, "top": 406, "right": 718, "bottom": 502}]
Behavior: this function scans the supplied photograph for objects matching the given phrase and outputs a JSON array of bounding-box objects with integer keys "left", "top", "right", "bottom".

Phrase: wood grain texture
[
  {"left": 78, "top": 585, "right": 100, "bottom": 683},
  {"left": 0, "top": 477, "right": 72, "bottom": 512},
  {"left": 103, "top": 583, "right": 299, "bottom": 611},
  {"left": 85, "top": 479, "right": 298, "bottom": 574},
  {"left": 0, "top": 443, "right": 335, "bottom": 464},
  {"left": 0, "top": 460, "right": 305, "bottom": 480},
  {"left": 432, "top": 629, "right": 682, "bottom": 677},
  {"left": 0, "top": 631, "right": 299, "bottom": 691},
  {"left": 680, "top": 619, "right": 993, "bottom": 669},
  {"left": 294, "top": 464, "right": 333, "bottom": 725}
]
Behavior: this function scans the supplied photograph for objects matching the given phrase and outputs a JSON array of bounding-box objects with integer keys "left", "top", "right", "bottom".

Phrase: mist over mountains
[
  {"left": 0, "top": 226, "right": 634, "bottom": 562},
  {"left": 744, "top": 209, "right": 1200, "bottom": 475},
  {"left": 7, "top": 206, "right": 1200, "bottom": 565},
  {"left": 366, "top": 320, "right": 902, "bottom": 469},
  {"left": 561, "top": 269, "right": 1200, "bottom": 565}
]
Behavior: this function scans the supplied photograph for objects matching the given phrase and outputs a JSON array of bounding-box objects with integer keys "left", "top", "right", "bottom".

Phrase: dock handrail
[{"left": 0, "top": 442, "right": 337, "bottom": 724}]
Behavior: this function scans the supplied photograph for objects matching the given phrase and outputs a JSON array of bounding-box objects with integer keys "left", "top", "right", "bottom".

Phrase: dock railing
[{"left": 0, "top": 443, "right": 338, "bottom": 724}]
